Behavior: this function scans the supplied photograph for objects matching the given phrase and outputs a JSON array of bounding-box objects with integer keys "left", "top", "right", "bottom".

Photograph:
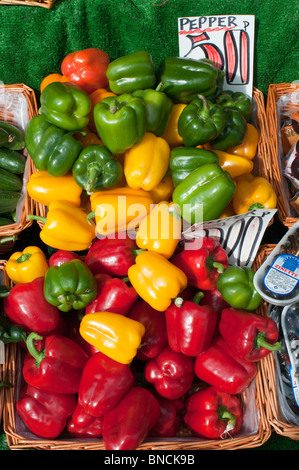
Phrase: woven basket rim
[
  {"left": 254, "top": 244, "right": 299, "bottom": 440},
  {"left": 266, "top": 83, "right": 299, "bottom": 228}
]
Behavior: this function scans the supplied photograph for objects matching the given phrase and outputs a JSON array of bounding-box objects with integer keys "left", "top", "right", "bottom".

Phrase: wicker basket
[
  {"left": 253, "top": 244, "right": 299, "bottom": 440},
  {"left": 266, "top": 83, "right": 299, "bottom": 228},
  {"left": 0, "top": 84, "right": 38, "bottom": 254},
  {"left": 0, "top": 0, "right": 56, "bottom": 8}
]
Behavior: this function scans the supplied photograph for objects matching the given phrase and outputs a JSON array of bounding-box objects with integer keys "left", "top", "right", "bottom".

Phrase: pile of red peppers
[{"left": 1, "top": 234, "right": 281, "bottom": 450}]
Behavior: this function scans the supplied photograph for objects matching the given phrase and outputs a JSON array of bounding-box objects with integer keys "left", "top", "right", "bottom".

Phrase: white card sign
[{"left": 178, "top": 15, "right": 255, "bottom": 97}]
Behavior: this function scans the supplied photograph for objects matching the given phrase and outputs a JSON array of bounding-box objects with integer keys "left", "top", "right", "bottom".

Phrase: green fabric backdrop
[{"left": 0, "top": 0, "right": 298, "bottom": 451}]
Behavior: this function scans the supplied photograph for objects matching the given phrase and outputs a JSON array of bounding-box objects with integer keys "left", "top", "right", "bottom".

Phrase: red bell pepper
[
  {"left": 61, "top": 47, "right": 110, "bottom": 94},
  {"left": 102, "top": 386, "right": 160, "bottom": 450},
  {"left": 200, "top": 287, "right": 230, "bottom": 315},
  {"left": 165, "top": 292, "right": 217, "bottom": 356},
  {"left": 149, "top": 392, "right": 184, "bottom": 438},
  {"left": 16, "top": 384, "right": 76, "bottom": 439},
  {"left": 184, "top": 386, "right": 243, "bottom": 439},
  {"left": 63, "top": 311, "right": 99, "bottom": 355},
  {"left": 67, "top": 401, "right": 103, "bottom": 438},
  {"left": 128, "top": 300, "right": 168, "bottom": 360},
  {"left": 144, "top": 346, "right": 195, "bottom": 400},
  {"left": 172, "top": 237, "right": 228, "bottom": 290},
  {"left": 23, "top": 332, "right": 89, "bottom": 394},
  {"left": 78, "top": 351, "right": 134, "bottom": 417},
  {"left": 194, "top": 335, "right": 257, "bottom": 395},
  {"left": 218, "top": 308, "right": 281, "bottom": 362},
  {"left": 85, "top": 273, "right": 138, "bottom": 316},
  {"left": 3, "top": 277, "right": 60, "bottom": 335},
  {"left": 85, "top": 233, "right": 137, "bottom": 277},
  {"left": 49, "top": 249, "right": 81, "bottom": 267}
]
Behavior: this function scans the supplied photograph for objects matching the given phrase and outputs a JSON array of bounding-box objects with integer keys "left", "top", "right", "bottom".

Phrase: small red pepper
[
  {"left": 184, "top": 386, "right": 243, "bottom": 439},
  {"left": 2, "top": 277, "right": 60, "bottom": 335},
  {"left": 85, "top": 233, "right": 137, "bottom": 277},
  {"left": 16, "top": 384, "right": 76, "bottom": 439},
  {"left": 78, "top": 351, "right": 134, "bottom": 417},
  {"left": 85, "top": 273, "right": 138, "bottom": 316},
  {"left": 172, "top": 237, "right": 228, "bottom": 290},
  {"left": 49, "top": 249, "right": 81, "bottom": 267},
  {"left": 67, "top": 401, "right": 103, "bottom": 438},
  {"left": 23, "top": 332, "right": 89, "bottom": 394},
  {"left": 218, "top": 308, "right": 281, "bottom": 362},
  {"left": 144, "top": 346, "right": 195, "bottom": 400},
  {"left": 199, "top": 288, "right": 230, "bottom": 315},
  {"left": 102, "top": 386, "right": 160, "bottom": 450},
  {"left": 128, "top": 300, "right": 168, "bottom": 360},
  {"left": 61, "top": 47, "right": 110, "bottom": 94},
  {"left": 165, "top": 292, "right": 217, "bottom": 356},
  {"left": 149, "top": 392, "right": 184, "bottom": 438},
  {"left": 194, "top": 336, "right": 257, "bottom": 395}
]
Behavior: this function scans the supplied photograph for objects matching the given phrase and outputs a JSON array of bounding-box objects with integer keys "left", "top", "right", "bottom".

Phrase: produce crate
[
  {"left": 0, "top": 261, "right": 12, "bottom": 424},
  {"left": 0, "top": 0, "right": 56, "bottom": 8},
  {"left": 253, "top": 244, "right": 299, "bottom": 440},
  {"left": 266, "top": 83, "right": 299, "bottom": 228},
  {"left": 2, "top": 263, "right": 272, "bottom": 450},
  {"left": 0, "top": 84, "right": 38, "bottom": 254}
]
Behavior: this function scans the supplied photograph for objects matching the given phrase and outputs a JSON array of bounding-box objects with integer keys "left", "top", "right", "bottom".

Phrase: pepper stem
[
  {"left": 0, "top": 235, "right": 18, "bottom": 244},
  {"left": 27, "top": 214, "right": 47, "bottom": 224},
  {"left": 0, "top": 286, "right": 10, "bottom": 298},
  {"left": 255, "top": 332, "right": 281, "bottom": 352},
  {"left": 16, "top": 253, "right": 32, "bottom": 264},
  {"left": 197, "top": 94, "right": 211, "bottom": 120},
  {"left": 174, "top": 297, "right": 184, "bottom": 308},
  {"left": 193, "top": 291, "right": 204, "bottom": 304},
  {"left": 248, "top": 203, "right": 264, "bottom": 211},
  {"left": 86, "top": 163, "right": 102, "bottom": 195},
  {"left": 26, "top": 332, "right": 45, "bottom": 368},
  {"left": 206, "top": 255, "right": 224, "bottom": 273},
  {"left": 218, "top": 405, "right": 236, "bottom": 439},
  {"left": 87, "top": 211, "right": 96, "bottom": 225}
]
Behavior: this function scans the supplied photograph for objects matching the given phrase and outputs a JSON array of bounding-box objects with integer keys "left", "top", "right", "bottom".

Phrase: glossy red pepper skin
[
  {"left": 128, "top": 300, "right": 168, "bottom": 360},
  {"left": 172, "top": 237, "right": 228, "bottom": 290},
  {"left": 184, "top": 386, "right": 243, "bottom": 439},
  {"left": 16, "top": 384, "right": 76, "bottom": 439},
  {"left": 49, "top": 249, "right": 81, "bottom": 267},
  {"left": 219, "top": 308, "right": 281, "bottom": 362},
  {"left": 78, "top": 352, "right": 134, "bottom": 417},
  {"left": 3, "top": 277, "right": 60, "bottom": 335},
  {"left": 67, "top": 401, "right": 103, "bottom": 438},
  {"left": 200, "top": 288, "right": 230, "bottom": 315},
  {"left": 85, "top": 233, "right": 137, "bottom": 277},
  {"left": 144, "top": 346, "right": 195, "bottom": 399},
  {"left": 61, "top": 48, "right": 110, "bottom": 94},
  {"left": 23, "top": 333, "right": 89, "bottom": 394},
  {"left": 85, "top": 273, "right": 138, "bottom": 316},
  {"left": 194, "top": 336, "right": 257, "bottom": 395},
  {"left": 102, "top": 386, "right": 160, "bottom": 450},
  {"left": 165, "top": 295, "right": 217, "bottom": 356},
  {"left": 149, "top": 393, "right": 184, "bottom": 437}
]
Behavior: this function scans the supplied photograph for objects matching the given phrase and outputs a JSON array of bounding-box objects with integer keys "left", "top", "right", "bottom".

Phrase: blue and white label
[{"left": 263, "top": 254, "right": 299, "bottom": 296}]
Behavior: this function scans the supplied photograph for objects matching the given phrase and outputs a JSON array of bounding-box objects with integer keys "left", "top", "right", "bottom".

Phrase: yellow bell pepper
[
  {"left": 136, "top": 201, "right": 182, "bottom": 258},
  {"left": 79, "top": 311, "right": 145, "bottom": 364},
  {"left": 128, "top": 251, "right": 188, "bottom": 311},
  {"left": 226, "top": 123, "right": 259, "bottom": 160},
  {"left": 28, "top": 201, "right": 95, "bottom": 251},
  {"left": 27, "top": 171, "right": 83, "bottom": 207},
  {"left": 232, "top": 173, "right": 277, "bottom": 215},
  {"left": 150, "top": 174, "right": 174, "bottom": 204},
  {"left": 218, "top": 202, "right": 236, "bottom": 219},
  {"left": 124, "top": 132, "right": 170, "bottom": 191},
  {"left": 6, "top": 246, "right": 48, "bottom": 284},
  {"left": 89, "top": 187, "right": 153, "bottom": 236},
  {"left": 213, "top": 150, "right": 254, "bottom": 179},
  {"left": 161, "top": 103, "right": 186, "bottom": 147}
]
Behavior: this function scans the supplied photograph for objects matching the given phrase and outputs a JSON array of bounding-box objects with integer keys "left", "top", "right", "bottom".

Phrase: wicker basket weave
[
  {"left": 253, "top": 244, "right": 299, "bottom": 440},
  {"left": 266, "top": 83, "right": 299, "bottom": 228},
  {"left": 0, "top": 84, "right": 38, "bottom": 254},
  {"left": 0, "top": 0, "right": 56, "bottom": 8},
  {"left": 2, "top": 255, "right": 271, "bottom": 450}
]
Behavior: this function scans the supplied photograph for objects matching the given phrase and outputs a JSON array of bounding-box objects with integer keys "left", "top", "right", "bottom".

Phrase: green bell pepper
[
  {"left": 25, "top": 115, "right": 83, "bottom": 177},
  {"left": 132, "top": 84, "right": 173, "bottom": 136},
  {"left": 39, "top": 81, "right": 91, "bottom": 131},
  {"left": 216, "top": 265, "right": 262, "bottom": 311},
  {"left": 157, "top": 57, "right": 224, "bottom": 103},
  {"left": 177, "top": 95, "right": 225, "bottom": 146},
  {"left": 216, "top": 90, "right": 252, "bottom": 122},
  {"left": 107, "top": 50, "right": 156, "bottom": 94},
  {"left": 94, "top": 93, "right": 146, "bottom": 154},
  {"left": 170, "top": 146, "right": 219, "bottom": 186},
  {"left": 43, "top": 259, "right": 97, "bottom": 313},
  {"left": 172, "top": 162, "right": 235, "bottom": 223},
  {"left": 72, "top": 144, "right": 123, "bottom": 195},
  {"left": 211, "top": 108, "right": 247, "bottom": 151}
]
